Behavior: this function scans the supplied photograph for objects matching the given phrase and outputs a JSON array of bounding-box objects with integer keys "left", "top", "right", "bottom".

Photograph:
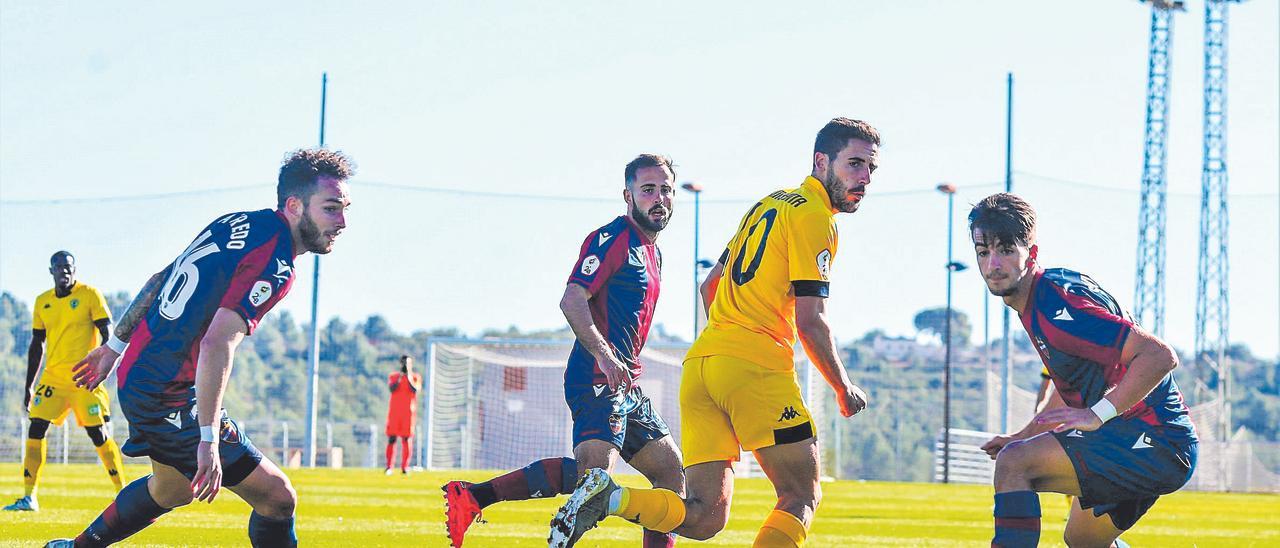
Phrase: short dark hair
[
  {"left": 50, "top": 250, "right": 74, "bottom": 265},
  {"left": 277, "top": 148, "right": 356, "bottom": 209},
  {"left": 968, "top": 193, "right": 1037, "bottom": 247},
  {"left": 623, "top": 154, "right": 675, "bottom": 187},
  {"left": 814, "top": 118, "right": 880, "bottom": 161}
]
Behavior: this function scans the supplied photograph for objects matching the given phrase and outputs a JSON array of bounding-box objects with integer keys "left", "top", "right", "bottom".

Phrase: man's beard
[
  {"left": 630, "top": 202, "right": 670, "bottom": 233},
  {"left": 299, "top": 210, "right": 333, "bottom": 254},
  {"left": 988, "top": 284, "right": 1019, "bottom": 297},
  {"left": 823, "top": 165, "right": 864, "bottom": 213}
]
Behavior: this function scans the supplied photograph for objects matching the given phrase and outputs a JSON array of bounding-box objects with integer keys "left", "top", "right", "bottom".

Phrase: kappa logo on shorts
[
  {"left": 778, "top": 406, "right": 801, "bottom": 422},
  {"left": 581, "top": 255, "right": 601, "bottom": 276}
]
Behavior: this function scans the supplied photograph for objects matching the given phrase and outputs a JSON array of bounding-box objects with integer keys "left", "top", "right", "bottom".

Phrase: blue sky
[{"left": 2, "top": 1, "right": 1277, "bottom": 357}]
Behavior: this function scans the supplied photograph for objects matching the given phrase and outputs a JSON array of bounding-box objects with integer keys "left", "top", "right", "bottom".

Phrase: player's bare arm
[
  {"left": 559, "top": 283, "right": 629, "bottom": 391},
  {"left": 699, "top": 261, "right": 724, "bottom": 316},
  {"left": 73, "top": 267, "right": 168, "bottom": 389},
  {"left": 190, "top": 307, "right": 249, "bottom": 503},
  {"left": 1036, "top": 325, "right": 1177, "bottom": 433},
  {"left": 981, "top": 388, "right": 1066, "bottom": 459},
  {"left": 24, "top": 329, "right": 45, "bottom": 409},
  {"left": 795, "top": 295, "right": 867, "bottom": 417}
]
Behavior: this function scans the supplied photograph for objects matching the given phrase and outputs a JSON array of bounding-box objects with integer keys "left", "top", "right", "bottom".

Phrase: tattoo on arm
[{"left": 115, "top": 269, "right": 168, "bottom": 342}]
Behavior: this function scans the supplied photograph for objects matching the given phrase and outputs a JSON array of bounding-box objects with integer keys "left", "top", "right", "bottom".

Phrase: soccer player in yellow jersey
[
  {"left": 550, "top": 118, "right": 877, "bottom": 547},
  {"left": 5, "top": 251, "right": 126, "bottom": 512}
]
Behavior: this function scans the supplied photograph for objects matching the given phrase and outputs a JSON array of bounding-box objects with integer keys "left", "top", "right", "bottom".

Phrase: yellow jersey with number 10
[
  {"left": 687, "top": 176, "right": 838, "bottom": 371},
  {"left": 32, "top": 282, "right": 111, "bottom": 388}
]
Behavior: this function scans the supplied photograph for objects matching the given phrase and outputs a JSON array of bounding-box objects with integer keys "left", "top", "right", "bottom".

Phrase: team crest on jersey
[
  {"left": 248, "top": 281, "right": 273, "bottom": 307},
  {"left": 816, "top": 249, "right": 832, "bottom": 280},
  {"left": 581, "top": 255, "right": 601, "bottom": 276},
  {"left": 70, "top": 298, "right": 80, "bottom": 310}
]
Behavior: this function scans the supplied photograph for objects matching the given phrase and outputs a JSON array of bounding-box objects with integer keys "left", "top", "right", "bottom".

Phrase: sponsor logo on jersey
[
  {"left": 1053, "top": 308, "right": 1074, "bottom": 322},
  {"left": 581, "top": 255, "right": 601, "bottom": 276},
  {"left": 249, "top": 281, "right": 273, "bottom": 307},
  {"left": 816, "top": 249, "right": 832, "bottom": 280},
  {"left": 43, "top": 303, "right": 51, "bottom": 309},
  {"left": 598, "top": 232, "right": 612, "bottom": 246},
  {"left": 593, "top": 384, "right": 607, "bottom": 397}
]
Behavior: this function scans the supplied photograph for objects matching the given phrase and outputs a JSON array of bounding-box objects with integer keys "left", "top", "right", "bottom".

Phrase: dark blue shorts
[
  {"left": 120, "top": 399, "right": 263, "bottom": 487},
  {"left": 565, "top": 383, "right": 669, "bottom": 460},
  {"left": 1053, "top": 416, "right": 1197, "bottom": 530}
]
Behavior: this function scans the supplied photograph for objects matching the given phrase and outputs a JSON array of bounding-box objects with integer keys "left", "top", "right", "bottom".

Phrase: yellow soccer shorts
[
  {"left": 28, "top": 381, "right": 111, "bottom": 427},
  {"left": 680, "top": 355, "right": 815, "bottom": 467}
]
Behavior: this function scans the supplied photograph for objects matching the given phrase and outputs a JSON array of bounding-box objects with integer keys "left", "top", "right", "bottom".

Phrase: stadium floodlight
[
  {"left": 937, "top": 182, "right": 958, "bottom": 483},
  {"left": 681, "top": 182, "right": 705, "bottom": 339}
]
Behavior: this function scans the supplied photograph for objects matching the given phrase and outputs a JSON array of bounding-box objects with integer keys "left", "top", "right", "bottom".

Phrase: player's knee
[
  {"left": 85, "top": 425, "right": 108, "bottom": 446},
  {"left": 27, "top": 419, "right": 51, "bottom": 440},
  {"left": 776, "top": 482, "right": 821, "bottom": 516},
  {"left": 680, "top": 505, "right": 729, "bottom": 541},
  {"left": 994, "top": 441, "right": 1031, "bottom": 477}
]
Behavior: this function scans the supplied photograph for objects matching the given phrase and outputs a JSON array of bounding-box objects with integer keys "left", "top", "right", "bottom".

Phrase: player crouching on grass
[{"left": 969, "top": 193, "right": 1197, "bottom": 548}]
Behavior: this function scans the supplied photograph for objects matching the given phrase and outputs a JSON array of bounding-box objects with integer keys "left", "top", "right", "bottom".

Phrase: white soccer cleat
[
  {"left": 3, "top": 495, "right": 38, "bottom": 512},
  {"left": 44, "top": 540, "right": 74, "bottom": 548},
  {"left": 548, "top": 468, "right": 619, "bottom": 548}
]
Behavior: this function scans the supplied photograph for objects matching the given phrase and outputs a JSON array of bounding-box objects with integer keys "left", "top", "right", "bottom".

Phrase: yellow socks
[
  {"left": 96, "top": 439, "right": 126, "bottom": 491},
  {"left": 613, "top": 487, "right": 686, "bottom": 533},
  {"left": 753, "top": 509, "right": 807, "bottom": 547},
  {"left": 22, "top": 438, "right": 46, "bottom": 497}
]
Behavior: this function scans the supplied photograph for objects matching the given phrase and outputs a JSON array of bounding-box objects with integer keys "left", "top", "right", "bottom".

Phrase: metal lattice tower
[
  {"left": 1134, "top": 0, "right": 1183, "bottom": 336},
  {"left": 1196, "top": 0, "right": 1241, "bottom": 438}
]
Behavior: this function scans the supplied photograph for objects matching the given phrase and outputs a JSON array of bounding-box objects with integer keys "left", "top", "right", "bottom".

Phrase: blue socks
[
  {"left": 77, "top": 475, "right": 171, "bottom": 547},
  {"left": 249, "top": 511, "right": 297, "bottom": 547},
  {"left": 992, "top": 490, "right": 1041, "bottom": 548}
]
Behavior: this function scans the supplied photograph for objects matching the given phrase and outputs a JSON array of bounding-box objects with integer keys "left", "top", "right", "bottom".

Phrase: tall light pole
[
  {"left": 937, "top": 182, "right": 968, "bottom": 483},
  {"left": 305, "top": 73, "right": 327, "bottom": 468},
  {"left": 681, "top": 182, "right": 704, "bottom": 339}
]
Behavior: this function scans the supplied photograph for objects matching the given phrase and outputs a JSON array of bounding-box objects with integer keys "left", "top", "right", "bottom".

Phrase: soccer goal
[{"left": 421, "top": 338, "right": 822, "bottom": 477}]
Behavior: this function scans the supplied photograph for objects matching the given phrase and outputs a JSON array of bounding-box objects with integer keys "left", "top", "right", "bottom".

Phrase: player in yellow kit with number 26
[
  {"left": 6, "top": 251, "right": 126, "bottom": 512},
  {"left": 551, "top": 118, "right": 877, "bottom": 547}
]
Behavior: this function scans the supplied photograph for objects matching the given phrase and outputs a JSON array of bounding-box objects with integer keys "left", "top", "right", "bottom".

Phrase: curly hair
[{"left": 276, "top": 148, "right": 356, "bottom": 209}]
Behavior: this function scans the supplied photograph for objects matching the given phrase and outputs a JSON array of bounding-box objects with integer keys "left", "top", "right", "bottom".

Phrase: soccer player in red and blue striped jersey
[
  {"left": 971, "top": 193, "right": 1197, "bottom": 548},
  {"left": 45, "top": 149, "right": 355, "bottom": 548},
  {"left": 443, "top": 154, "right": 685, "bottom": 547}
]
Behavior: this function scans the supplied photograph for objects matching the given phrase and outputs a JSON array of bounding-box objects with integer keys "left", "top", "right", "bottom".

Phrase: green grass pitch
[{"left": 0, "top": 464, "right": 1275, "bottom": 546}]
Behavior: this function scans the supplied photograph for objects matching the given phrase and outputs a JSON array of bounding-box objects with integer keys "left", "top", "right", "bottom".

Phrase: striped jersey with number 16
[{"left": 117, "top": 209, "right": 296, "bottom": 416}]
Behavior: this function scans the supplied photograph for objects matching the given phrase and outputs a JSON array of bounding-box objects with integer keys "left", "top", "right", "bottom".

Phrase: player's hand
[
  {"left": 596, "top": 353, "right": 632, "bottom": 393},
  {"left": 191, "top": 440, "right": 222, "bottom": 503},
  {"left": 23, "top": 390, "right": 32, "bottom": 413},
  {"left": 73, "top": 345, "right": 120, "bottom": 390},
  {"left": 1035, "top": 406, "right": 1104, "bottom": 433},
  {"left": 836, "top": 383, "right": 868, "bottom": 417},
  {"left": 980, "top": 434, "right": 1019, "bottom": 459}
]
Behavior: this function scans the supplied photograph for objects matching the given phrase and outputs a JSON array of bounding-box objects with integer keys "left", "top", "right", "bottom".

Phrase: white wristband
[
  {"left": 1090, "top": 397, "right": 1118, "bottom": 423},
  {"left": 199, "top": 425, "right": 216, "bottom": 443},
  {"left": 106, "top": 334, "right": 128, "bottom": 354}
]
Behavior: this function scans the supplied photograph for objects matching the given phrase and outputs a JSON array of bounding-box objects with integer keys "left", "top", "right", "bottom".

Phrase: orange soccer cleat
[{"left": 442, "top": 481, "right": 484, "bottom": 547}]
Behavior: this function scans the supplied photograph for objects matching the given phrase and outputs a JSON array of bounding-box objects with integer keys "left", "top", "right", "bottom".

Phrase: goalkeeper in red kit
[{"left": 385, "top": 355, "right": 421, "bottom": 475}]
